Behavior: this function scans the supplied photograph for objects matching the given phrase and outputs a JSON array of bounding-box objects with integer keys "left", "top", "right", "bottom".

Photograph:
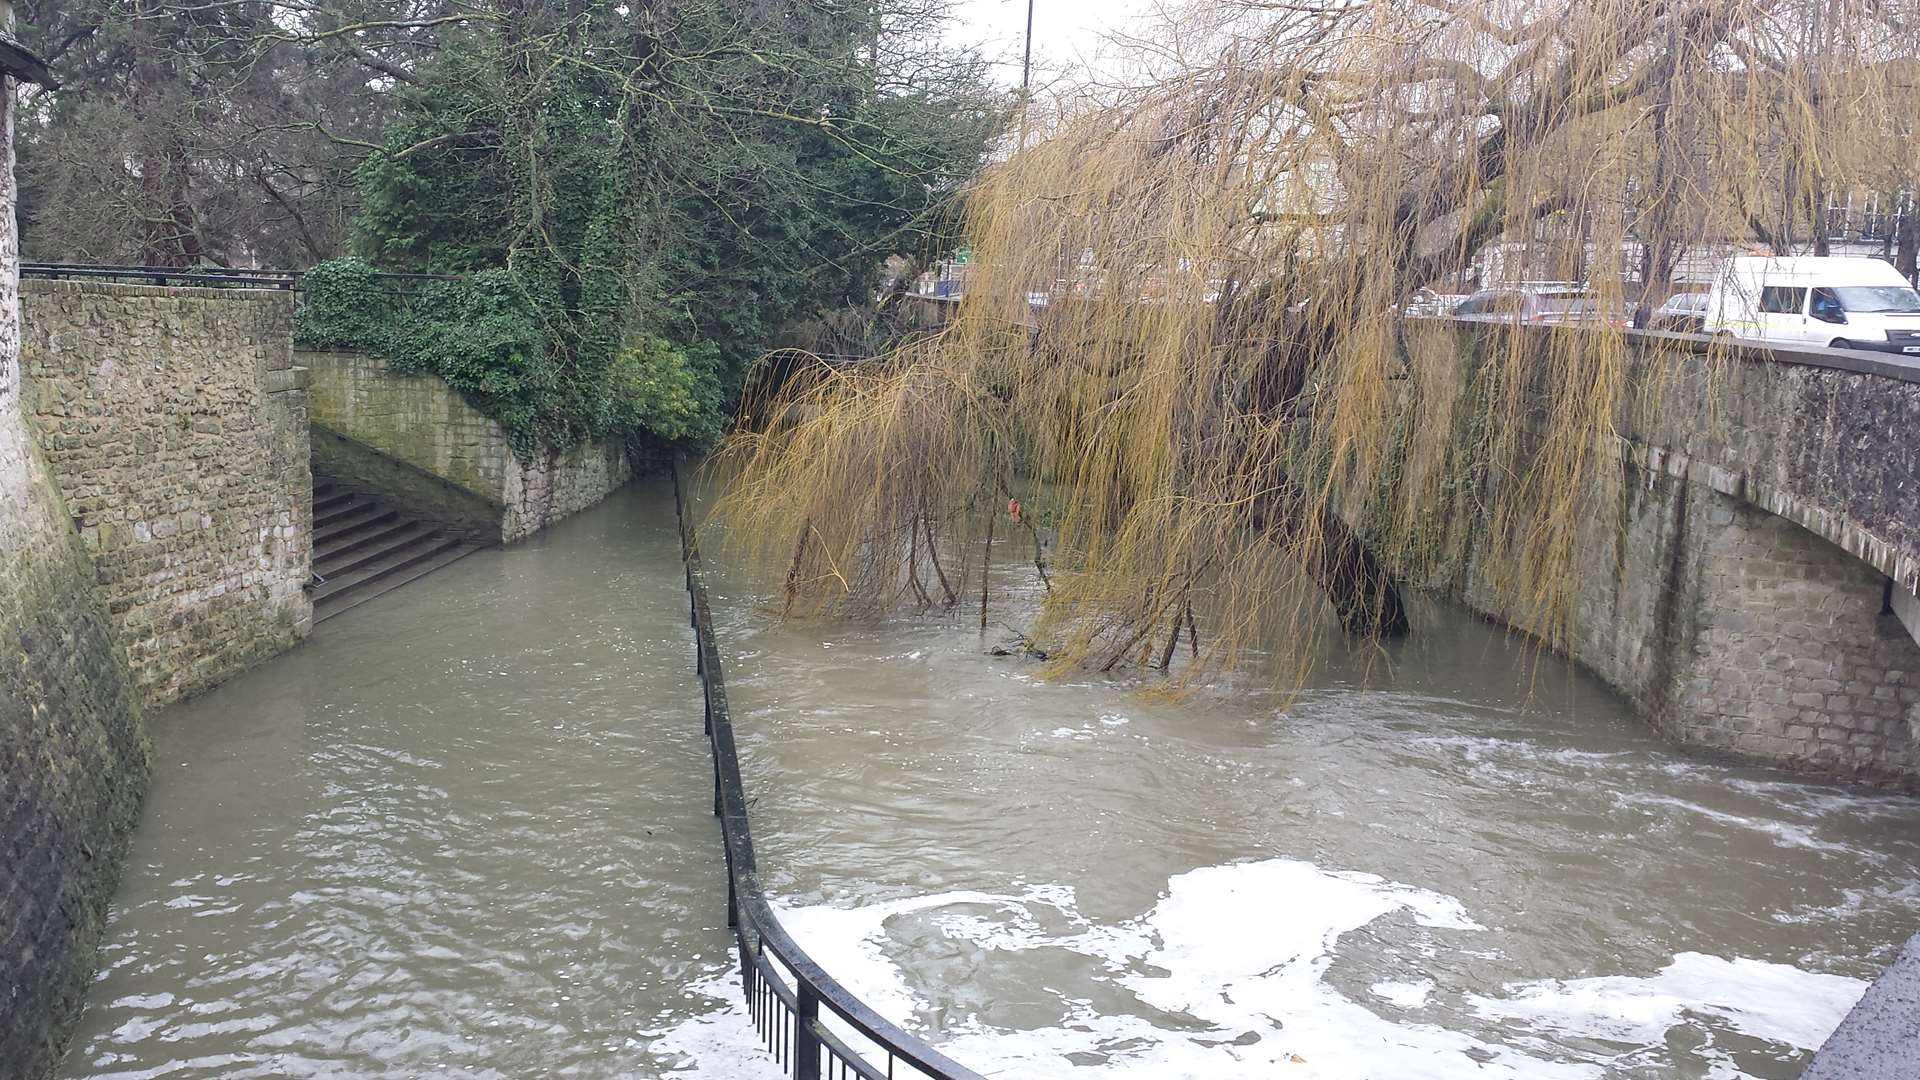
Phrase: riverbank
[
  {"left": 682, "top": 553, "right": 1920, "bottom": 1078},
  {"left": 50, "top": 481, "right": 771, "bottom": 1079}
]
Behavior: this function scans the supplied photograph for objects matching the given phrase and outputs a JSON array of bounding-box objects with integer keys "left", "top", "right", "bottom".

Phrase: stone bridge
[
  {"left": 1408, "top": 324, "right": 1920, "bottom": 788},
  {"left": 845, "top": 294, "right": 1920, "bottom": 787}
]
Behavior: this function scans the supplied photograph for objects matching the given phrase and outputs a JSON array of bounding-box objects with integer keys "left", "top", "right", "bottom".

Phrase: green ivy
[
  {"left": 294, "top": 5, "right": 999, "bottom": 462},
  {"left": 610, "top": 335, "right": 705, "bottom": 444},
  {"left": 296, "top": 257, "right": 713, "bottom": 458}
]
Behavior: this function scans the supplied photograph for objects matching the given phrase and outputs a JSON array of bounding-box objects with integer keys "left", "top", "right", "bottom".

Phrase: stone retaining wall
[
  {"left": 21, "top": 281, "right": 312, "bottom": 707},
  {"left": 0, "top": 414, "right": 148, "bottom": 1080},
  {"left": 311, "top": 426, "right": 499, "bottom": 541},
  {"left": 0, "top": 112, "right": 151, "bottom": 1076},
  {"left": 502, "top": 439, "right": 633, "bottom": 542},
  {"left": 301, "top": 349, "right": 631, "bottom": 542},
  {"left": 1404, "top": 325, "right": 1920, "bottom": 786}
]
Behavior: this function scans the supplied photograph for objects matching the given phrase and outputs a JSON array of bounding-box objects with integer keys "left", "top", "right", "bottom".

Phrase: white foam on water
[
  {"left": 776, "top": 888, "right": 1026, "bottom": 1021},
  {"left": 1084, "top": 861, "right": 1582, "bottom": 1079},
  {"left": 1774, "top": 881, "right": 1920, "bottom": 925},
  {"left": 1370, "top": 979, "right": 1435, "bottom": 1009},
  {"left": 1470, "top": 953, "right": 1866, "bottom": 1055},
  {"left": 787, "top": 857, "right": 1866, "bottom": 1076},
  {"left": 1613, "top": 792, "right": 1859, "bottom": 855},
  {"left": 645, "top": 969, "right": 788, "bottom": 1079},
  {"left": 1407, "top": 733, "right": 1642, "bottom": 772},
  {"left": 654, "top": 859, "right": 1866, "bottom": 1079},
  {"left": 767, "top": 860, "right": 1600, "bottom": 1079}
]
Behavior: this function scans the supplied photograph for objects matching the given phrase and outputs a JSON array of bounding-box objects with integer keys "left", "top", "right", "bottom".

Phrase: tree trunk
[
  {"left": 1227, "top": 297, "right": 1411, "bottom": 640},
  {"left": 1634, "top": 29, "right": 1682, "bottom": 328},
  {"left": 1899, "top": 195, "right": 1918, "bottom": 285},
  {"left": 1242, "top": 470, "right": 1410, "bottom": 640},
  {"left": 131, "top": 0, "right": 198, "bottom": 266},
  {"left": 1811, "top": 175, "right": 1832, "bottom": 257},
  {"left": 1310, "top": 509, "right": 1411, "bottom": 638}
]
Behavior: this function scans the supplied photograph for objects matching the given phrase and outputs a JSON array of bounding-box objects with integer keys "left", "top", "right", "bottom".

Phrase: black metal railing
[
  {"left": 671, "top": 459, "right": 988, "bottom": 1080},
  {"left": 20, "top": 262, "right": 303, "bottom": 289},
  {"left": 19, "top": 262, "right": 466, "bottom": 292}
]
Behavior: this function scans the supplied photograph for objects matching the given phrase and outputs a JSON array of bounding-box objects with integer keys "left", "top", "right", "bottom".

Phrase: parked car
[
  {"left": 1451, "top": 286, "right": 1626, "bottom": 328},
  {"left": 1403, "top": 288, "right": 1470, "bottom": 317},
  {"left": 1702, "top": 256, "right": 1920, "bottom": 353},
  {"left": 1546, "top": 296, "right": 1631, "bottom": 330},
  {"left": 1650, "top": 291, "right": 1710, "bottom": 332}
]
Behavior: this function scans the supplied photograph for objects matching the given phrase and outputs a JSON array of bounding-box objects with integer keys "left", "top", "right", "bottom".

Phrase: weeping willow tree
[{"left": 712, "top": 0, "right": 1920, "bottom": 680}]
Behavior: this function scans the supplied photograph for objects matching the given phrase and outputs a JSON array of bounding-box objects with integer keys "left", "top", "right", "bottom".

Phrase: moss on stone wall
[
  {"left": 302, "top": 349, "right": 635, "bottom": 543},
  {"left": 21, "top": 281, "right": 313, "bottom": 707},
  {"left": 1, "top": 415, "right": 151, "bottom": 1079}
]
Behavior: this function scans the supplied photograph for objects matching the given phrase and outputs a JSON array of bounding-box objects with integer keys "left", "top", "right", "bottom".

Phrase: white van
[{"left": 1703, "top": 256, "right": 1920, "bottom": 354}]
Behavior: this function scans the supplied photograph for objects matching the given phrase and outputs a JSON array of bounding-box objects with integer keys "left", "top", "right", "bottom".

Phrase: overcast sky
[{"left": 945, "top": 0, "right": 1155, "bottom": 86}]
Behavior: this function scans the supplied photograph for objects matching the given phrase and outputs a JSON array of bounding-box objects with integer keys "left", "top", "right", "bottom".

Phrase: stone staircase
[{"left": 309, "top": 475, "right": 482, "bottom": 623}]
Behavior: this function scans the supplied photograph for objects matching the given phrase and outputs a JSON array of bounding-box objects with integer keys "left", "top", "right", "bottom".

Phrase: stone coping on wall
[
  {"left": 1628, "top": 326, "right": 1920, "bottom": 384},
  {"left": 1440, "top": 319, "right": 1920, "bottom": 603},
  {"left": 1805, "top": 933, "right": 1920, "bottom": 1079},
  {"left": 1443, "top": 317, "right": 1920, "bottom": 384},
  {"left": 21, "top": 278, "right": 301, "bottom": 304}
]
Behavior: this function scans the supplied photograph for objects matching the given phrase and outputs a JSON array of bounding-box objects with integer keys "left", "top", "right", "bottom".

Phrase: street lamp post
[
  {"left": 1019, "top": 0, "right": 1034, "bottom": 149},
  {"left": 1022, "top": 0, "right": 1034, "bottom": 98}
]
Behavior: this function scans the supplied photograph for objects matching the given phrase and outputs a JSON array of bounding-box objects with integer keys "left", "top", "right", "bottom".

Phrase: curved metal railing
[
  {"left": 671, "top": 460, "right": 988, "bottom": 1080},
  {"left": 18, "top": 262, "right": 465, "bottom": 291},
  {"left": 20, "top": 262, "right": 304, "bottom": 289}
]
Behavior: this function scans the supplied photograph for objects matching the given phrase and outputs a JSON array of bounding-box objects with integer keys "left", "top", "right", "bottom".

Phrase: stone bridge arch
[{"left": 1427, "top": 328, "right": 1920, "bottom": 788}]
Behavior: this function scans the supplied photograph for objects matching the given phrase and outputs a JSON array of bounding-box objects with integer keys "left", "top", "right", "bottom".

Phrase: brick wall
[
  {"left": 302, "top": 349, "right": 632, "bottom": 543},
  {"left": 21, "top": 281, "right": 313, "bottom": 707}
]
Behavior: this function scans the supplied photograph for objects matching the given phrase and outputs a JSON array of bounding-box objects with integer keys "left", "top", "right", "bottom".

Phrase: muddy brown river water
[{"left": 55, "top": 477, "right": 1920, "bottom": 1079}]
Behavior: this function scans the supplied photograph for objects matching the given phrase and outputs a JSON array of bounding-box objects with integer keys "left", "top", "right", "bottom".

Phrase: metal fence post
[
  {"left": 726, "top": 863, "right": 738, "bottom": 929},
  {"left": 675, "top": 459, "right": 988, "bottom": 1080},
  {"left": 794, "top": 984, "right": 821, "bottom": 1080}
]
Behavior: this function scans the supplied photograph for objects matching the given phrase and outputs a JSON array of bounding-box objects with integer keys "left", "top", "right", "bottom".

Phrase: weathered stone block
[
  {"left": 1412, "top": 324, "right": 1920, "bottom": 788},
  {"left": 18, "top": 281, "right": 312, "bottom": 707},
  {"left": 263, "top": 366, "right": 308, "bottom": 394},
  {"left": 300, "top": 348, "right": 635, "bottom": 545}
]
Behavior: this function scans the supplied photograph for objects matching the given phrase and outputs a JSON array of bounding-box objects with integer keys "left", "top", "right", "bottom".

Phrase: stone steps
[
  {"left": 315, "top": 521, "right": 436, "bottom": 579},
  {"left": 315, "top": 499, "right": 391, "bottom": 532},
  {"left": 309, "top": 475, "right": 481, "bottom": 624},
  {"left": 313, "top": 490, "right": 357, "bottom": 517}
]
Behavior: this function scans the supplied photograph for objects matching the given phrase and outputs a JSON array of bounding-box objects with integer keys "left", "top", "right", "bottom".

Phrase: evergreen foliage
[{"left": 294, "top": 1, "right": 1002, "bottom": 456}]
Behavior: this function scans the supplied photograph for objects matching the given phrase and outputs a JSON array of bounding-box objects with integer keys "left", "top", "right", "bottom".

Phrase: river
[
  {"left": 53, "top": 481, "right": 763, "bottom": 1079},
  {"left": 54, "top": 477, "right": 1920, "bottom": 1079},
  {"left": 672, "top": 514, "right": 1920, "bottom": 1079}
]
